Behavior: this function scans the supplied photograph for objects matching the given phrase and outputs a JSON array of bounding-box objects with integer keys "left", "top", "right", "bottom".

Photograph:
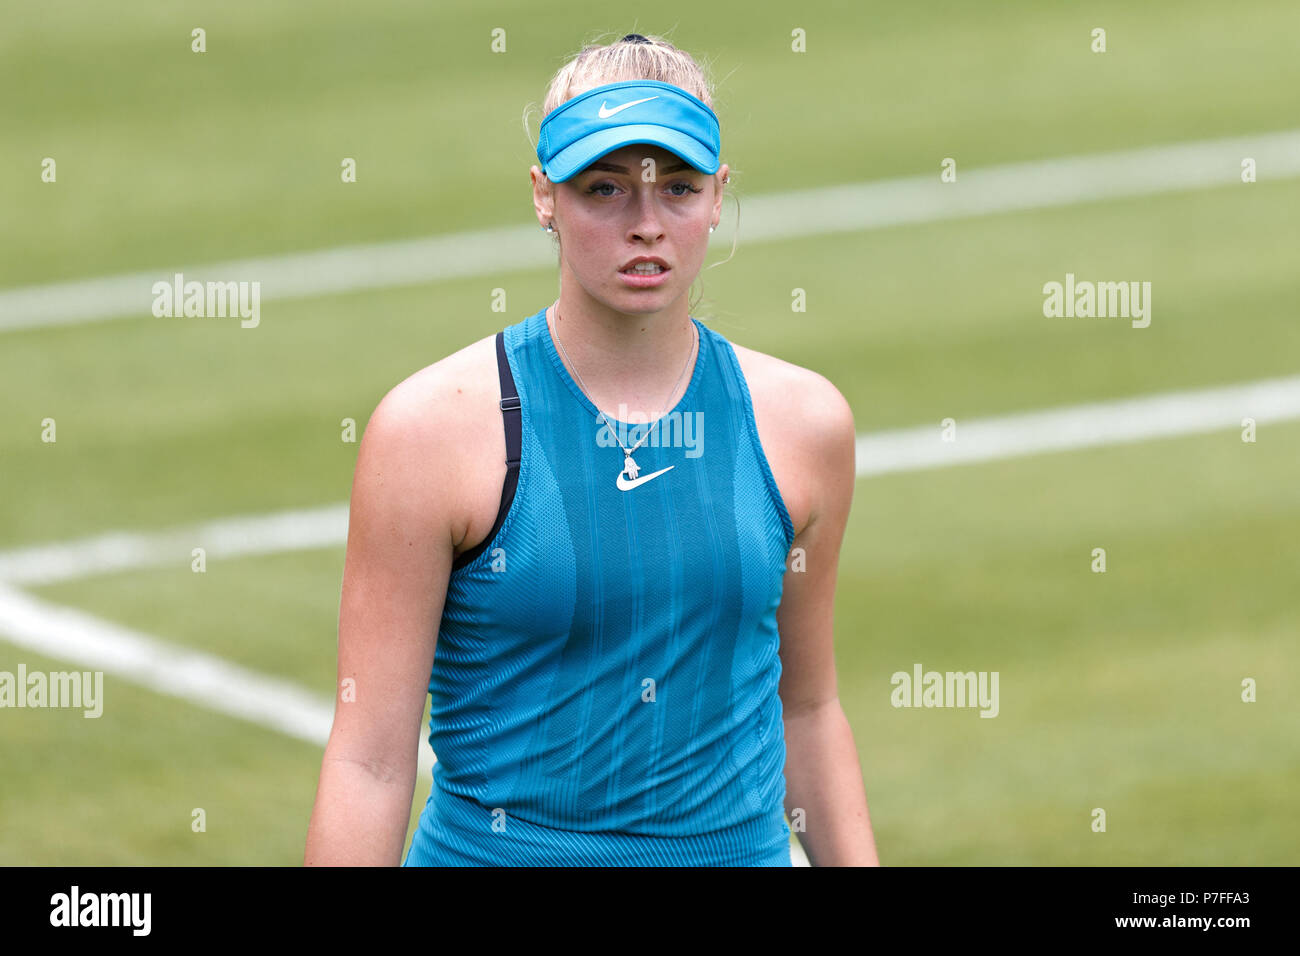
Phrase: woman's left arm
[{"left": 775, "top": 373, "right": 879, "bottom": 866}]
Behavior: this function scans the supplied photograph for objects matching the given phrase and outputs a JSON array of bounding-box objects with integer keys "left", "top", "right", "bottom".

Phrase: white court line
[
  {"left": 2, "top": 128, "right": 1298, "bottom": 332},
  {"left": 0, "top": 504, "right": 349, "bottom": 588},
  {"left": 2, "top": 373, "right": 1297, "bottom": 586},
  {"left": 0, "top": 582, "right": 331, "bottom": 744},
  {"left": 855, "top": 373, "right": 1300, "bottom": 477},
  {"left": 0, "top": 581, "right": 437, "bottom": 778}
]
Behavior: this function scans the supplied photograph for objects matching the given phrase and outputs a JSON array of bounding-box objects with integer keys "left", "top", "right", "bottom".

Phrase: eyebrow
[{"left": 583, "top": 160, "right": 694, "bottom": 174}]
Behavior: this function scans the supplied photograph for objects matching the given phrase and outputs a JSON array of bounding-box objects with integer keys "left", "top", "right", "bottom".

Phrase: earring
[
  {"left": 709, "top": 224, "right": 716, "bottom": 233},
  {"left": 543, "top": 222, "right": 555, "bottom": 233}
]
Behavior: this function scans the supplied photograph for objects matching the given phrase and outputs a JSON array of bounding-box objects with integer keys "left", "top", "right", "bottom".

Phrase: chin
[{"left": 617, "top": 299, "right": 669, "bottom": 315}]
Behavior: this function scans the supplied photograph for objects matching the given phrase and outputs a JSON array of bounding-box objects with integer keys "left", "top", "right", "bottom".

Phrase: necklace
[{"left": 552, "top": 304, "right": 698, "bottom": 487}]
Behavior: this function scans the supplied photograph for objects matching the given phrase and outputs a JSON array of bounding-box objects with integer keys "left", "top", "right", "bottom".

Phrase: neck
[{"left": 547, "top": 295, "right": 697, "bottom": 424}]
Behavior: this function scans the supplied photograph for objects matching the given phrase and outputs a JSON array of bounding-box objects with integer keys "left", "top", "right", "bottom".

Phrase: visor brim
[{"left": 545, "top": 125, "right": 719, "bottom": 183}]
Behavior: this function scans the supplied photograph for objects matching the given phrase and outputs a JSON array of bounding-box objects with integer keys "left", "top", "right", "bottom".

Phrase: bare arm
[
  {"left": 783, "top": 700, "right": 878, "bottom": 866},
  {"left": 304, "top": 374, "right": 459, "bottom": 866},
  {"left": 777, "top": 373, "right": 879, "bottom": 866}
]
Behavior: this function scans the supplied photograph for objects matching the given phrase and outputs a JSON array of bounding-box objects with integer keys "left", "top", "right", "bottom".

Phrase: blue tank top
[{"left": 403, "top": 305, "right": 796, "bottom": 866}]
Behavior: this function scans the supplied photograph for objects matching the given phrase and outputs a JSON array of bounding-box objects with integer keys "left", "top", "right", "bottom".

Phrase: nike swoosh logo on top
[
  {"left": 598, "top": 96, "right": 658, "bottom": 118},
  {"left": 616, "top": 465, "right": 674, "bottom": 491}
]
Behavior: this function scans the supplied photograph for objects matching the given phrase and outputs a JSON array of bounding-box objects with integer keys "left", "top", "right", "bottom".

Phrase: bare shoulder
[
  {"left": 727, "top": 341, "right": 856, "bottom": 538},
  {"left": 729, "top": 343, "right": 852, "bottom": 424},
  {"left": 361, "top": 332, "right": 504, "bottom": 551},
  {"left": 379, "top": 332, "right": 498, "bottom": 415},
  {"left": 367, "top": 333, "right": 498, "bottom": 455}
]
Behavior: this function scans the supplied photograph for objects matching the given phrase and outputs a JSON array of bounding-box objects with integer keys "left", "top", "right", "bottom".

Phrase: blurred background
[{"left": 1, "top": 0, "right": 1297, "bottom": 865}]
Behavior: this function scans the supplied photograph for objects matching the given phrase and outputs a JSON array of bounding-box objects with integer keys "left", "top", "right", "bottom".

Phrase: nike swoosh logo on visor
[
  {"left": 598, "top": 96, "right": 659, "bottom": 118},
  {"left": 616, "top": 465, "right": 673, "bottom": 491}
]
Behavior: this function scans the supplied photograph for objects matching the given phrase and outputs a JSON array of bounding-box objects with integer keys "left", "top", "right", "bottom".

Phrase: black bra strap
[{"left": 452, "top": 331, "right": 521, "bottom": 571}]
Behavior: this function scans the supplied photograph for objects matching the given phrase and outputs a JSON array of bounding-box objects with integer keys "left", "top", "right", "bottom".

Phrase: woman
[{"left": 304, "top": 33, "right": 878, "bottom": 866}]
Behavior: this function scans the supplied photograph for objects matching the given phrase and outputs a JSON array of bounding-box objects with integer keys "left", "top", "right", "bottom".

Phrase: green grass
[
  {"left": 836, "top": 423, "right": 1300, "bottom": 864},
  {"left": 0, "top": 645, "right": 324, "bottom": 865},
  {"left": 0, "top": 642, "right": 437, "bottom": 864},
  {"left": 4, "top": 0, "right": 1300, "bottom": 284}
]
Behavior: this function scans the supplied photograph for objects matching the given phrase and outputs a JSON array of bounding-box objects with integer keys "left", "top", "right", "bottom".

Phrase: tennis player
[{"left": 304, "top": 33, "right": 878, "bottom": 866}]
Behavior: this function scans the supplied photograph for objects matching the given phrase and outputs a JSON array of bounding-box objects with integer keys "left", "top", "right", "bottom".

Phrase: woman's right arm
[{"left": 304, "top": 373, "right": 459, "bottom": 866}]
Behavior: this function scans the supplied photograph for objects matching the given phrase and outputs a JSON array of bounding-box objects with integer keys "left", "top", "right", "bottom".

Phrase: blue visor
[{"left": 536, "top": 80, "right": 720, "bottom": 183}]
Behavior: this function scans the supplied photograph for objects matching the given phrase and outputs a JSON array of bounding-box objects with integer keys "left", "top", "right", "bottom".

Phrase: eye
[{"left": 585, "top": 180, "right": 703, "bottom": 198}]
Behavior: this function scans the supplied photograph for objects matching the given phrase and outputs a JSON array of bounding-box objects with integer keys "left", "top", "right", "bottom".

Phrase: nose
[{"left": 628, "top": 186, "right": 665, "bottom": 243}]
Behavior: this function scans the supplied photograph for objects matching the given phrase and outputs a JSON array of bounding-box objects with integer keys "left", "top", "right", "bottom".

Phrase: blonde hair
[
  {"left": 523, "top": 32, "right": 738, "bottom": 318},
  {"left": 536, "top": 32, "right": 716, "bottom": 117}
]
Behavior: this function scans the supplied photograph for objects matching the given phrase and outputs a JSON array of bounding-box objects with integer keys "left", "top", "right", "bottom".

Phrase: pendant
[{"left": 623, "top": 455, "right": 640, "bottom": 480}]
